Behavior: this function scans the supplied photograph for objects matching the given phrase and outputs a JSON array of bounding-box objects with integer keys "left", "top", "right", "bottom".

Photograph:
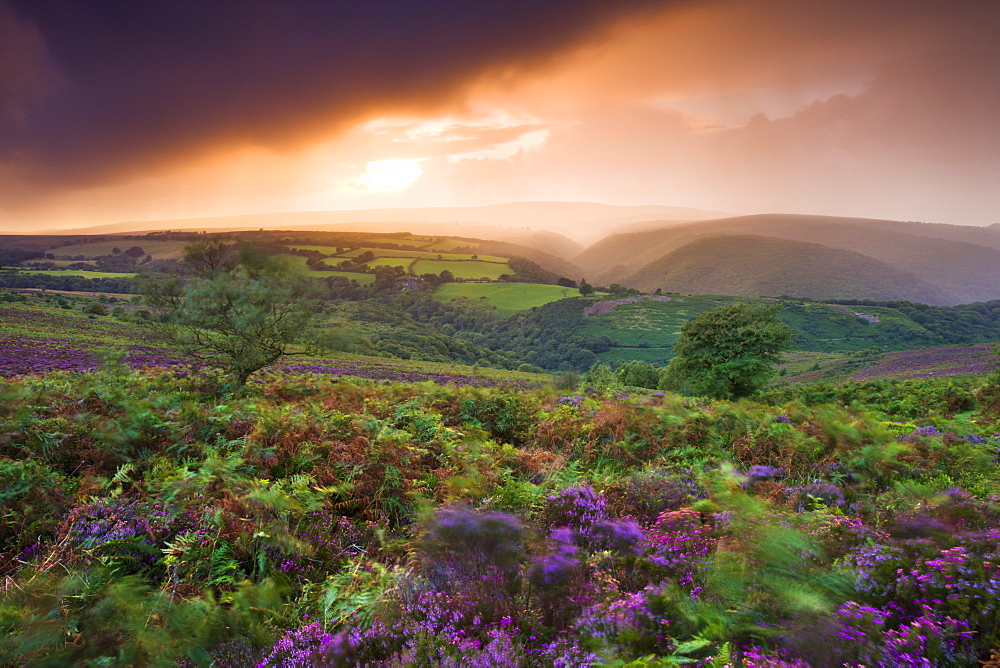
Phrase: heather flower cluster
[
  {"left": 644, "top": 508, "right": 715, "bottom": 588},
  {"left": 529, "top": 528, "right": 580, "bottom": 587},
  {"left": 541, "top": 485, "right": 609, "bottom": 548},
  {"left": 824, "top": 602, "right": 978, "bottom": 666},
  {"left": 557, "top": 395, "right": 587, "bottom": 408}
]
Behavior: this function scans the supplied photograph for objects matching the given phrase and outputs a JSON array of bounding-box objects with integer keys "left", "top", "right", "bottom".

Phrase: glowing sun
[{"left": 358, "top": 159, "right": 423, "bottom": 191}]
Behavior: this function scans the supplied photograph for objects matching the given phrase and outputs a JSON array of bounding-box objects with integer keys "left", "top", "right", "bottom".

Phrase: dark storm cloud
[{"left": 0, "top": 0, "right": 672, "bottom": 189}]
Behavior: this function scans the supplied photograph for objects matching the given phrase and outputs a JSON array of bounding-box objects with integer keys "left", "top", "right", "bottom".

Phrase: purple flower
[
  {"left": 594, "top": 518, "right": 645, "bottom": 555},
  {"left": 543, "top": 485, "right": 609, "bottom": 548},
  {"left": 792, "top": 483, "right": 845, "bottom": 510},
  {"left": 529, "top": 528, "right": 580, "bottom": 588},
  {"left": 420, "top": 504, "right": 526, "bottom": 571},
  {"left": 744, "top": 465, "right": 783, "bottom": 481},
  {"left": 557, "top": 396, "right": 586, "bottom": 407}
]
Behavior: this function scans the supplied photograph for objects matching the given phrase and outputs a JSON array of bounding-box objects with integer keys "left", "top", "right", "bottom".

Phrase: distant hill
[
  {"left": 620, "top": 235, "right": 946, "bottom": 303},
  {"left": 42, "top": 202, "right": 727, "bottom": 247},
  {"left": 578, "top": 214, "right": 1000, "bottom": 305}
]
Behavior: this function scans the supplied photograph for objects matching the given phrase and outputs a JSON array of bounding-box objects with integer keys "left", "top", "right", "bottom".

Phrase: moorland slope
[
  {"left": 577, "top": 214, "right": 1000, "bottom": 304},
  {"left": 619, "top": 235, "right": 945, "bottom": 303}
]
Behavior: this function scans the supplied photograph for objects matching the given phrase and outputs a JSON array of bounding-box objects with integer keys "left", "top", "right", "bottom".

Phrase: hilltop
[
  {"left": 576, "top": 213, "right": 1000, "bottom": 305},
  {"left": 618, "top": 234, "right": 944, "bottom": 303}
]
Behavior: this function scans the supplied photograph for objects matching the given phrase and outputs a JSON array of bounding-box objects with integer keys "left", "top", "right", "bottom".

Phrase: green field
[
  {"left": 277, "top": 255, "right": 313, "bottom": 268},
  {"left": 276, "top": 255, "right": 374, "bottom": 283},
  {"left": 363, "top": 258, "right": 414, "bottom": 271},
  {"left": 292, "top": 236, "right": 436, "bottom": 250},
  {"left": 360, "top": 235, "right": 436, "bottom": 247},
  {"left": 51, "top": 239, "right": 189, "bottom": 259},
  {"left": 411, "top": 259, "right": 509, "bottom": 280},
  {"left": 578, "top": 295, "right": 749, "bottom": 348},
  {"left": 434, "top": 282, "right": 580, "bottom": 313},
  {"left": 14, "top": 269, "right": 138, "bottom": 279},
  {"left": 341, "top": 247, "right": 506, "bottom": 262},
  {"left": 423, "top": 239, "right": 478, "bottom": 252}
]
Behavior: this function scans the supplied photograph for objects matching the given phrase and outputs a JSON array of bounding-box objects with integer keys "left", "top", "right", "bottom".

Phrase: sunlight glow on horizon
[{"left": 356, "top": 159, "right": 424, "bottom": 191}]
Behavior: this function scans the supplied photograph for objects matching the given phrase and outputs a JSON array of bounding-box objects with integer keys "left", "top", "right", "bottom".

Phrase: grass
[
  {"left": 275, "top": 255, "right": 375, "bottom": 283},
  {"left": 424, "top": 239, "right": 480, "bottom": 252},
  {"left": 0, "top": 301, "right": 149, "bottom": 346},
  {"left": 341, "top": 247, "right": 507, "bottom": 262},
  {"left": 355, "top": 235, "right": 436, "bottom": 247},
  {"left": 411, "top": 259, "right": 510, "bottom": 280},
  {"left": 434, "top": 282, "right": 581, "bottom": 313},
  {"left": 293, "top": 235, "right": 437, "bottom": 250},
  {"left": 0, "top": 299, "right": 545, "bottom": 384},
  {"left": 49, "top": 240, "right": 190, "bottom": 260},
  {"left": 362, "top": 258, "right": 414, "bottom": 271},
  {"left": 577, "top": 295, "right": 748, "bottom": 348}
]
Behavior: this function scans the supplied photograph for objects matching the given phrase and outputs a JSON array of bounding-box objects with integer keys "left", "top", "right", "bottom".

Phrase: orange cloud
[{"left": 3, "top": 0, "right": 1000, "bottom": 231}]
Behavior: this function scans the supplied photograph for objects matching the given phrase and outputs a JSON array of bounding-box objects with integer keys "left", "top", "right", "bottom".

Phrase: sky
[{"left": 1, "top": 0, "right": 999, "bottom": 232}]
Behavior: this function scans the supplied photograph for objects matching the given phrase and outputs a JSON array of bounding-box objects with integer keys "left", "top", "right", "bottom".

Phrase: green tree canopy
[
  {"left": 666, "top": 303, "right": 794, "bottom": 399},
  {"left": 617, "top": 359, "right": 660, "bottom": 389},
  {"left": 140, "top": 238, "right": 320, "bottom": 387}
]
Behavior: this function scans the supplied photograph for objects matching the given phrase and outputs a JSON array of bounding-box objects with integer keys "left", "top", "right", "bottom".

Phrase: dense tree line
[
  {"left": 0, "top": 273, "right": 135, "bottom": 294},
  {"left": 0, "top": 248, "right": 45, "bottom": 266},
  {"left": 314, "top": 280, "right": 606, "bottom": 371}
]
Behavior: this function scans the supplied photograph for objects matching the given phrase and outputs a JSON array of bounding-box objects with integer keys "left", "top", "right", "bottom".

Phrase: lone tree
[
  {"left": 140, "top": 238, "right": 320, "bottom": 387},
  {"left": 665, "top": 303, "right": 794, "bottom": 399}
]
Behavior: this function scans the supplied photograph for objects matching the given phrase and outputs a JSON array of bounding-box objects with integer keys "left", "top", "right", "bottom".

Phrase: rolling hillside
[
  {"left": 577, "top": 214, "right": 1000, "bottom": 304},
  {"left": 620, "top": 235, "right": 944, "bottom": 303},
  {"left": 570, "top": 292, "right": 1000, "bottom": 368}
]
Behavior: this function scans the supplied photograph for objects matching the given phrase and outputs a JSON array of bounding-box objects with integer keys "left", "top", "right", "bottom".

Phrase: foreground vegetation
[{"left": 2, "top": 360, "right": 1000, "bottom": 665}]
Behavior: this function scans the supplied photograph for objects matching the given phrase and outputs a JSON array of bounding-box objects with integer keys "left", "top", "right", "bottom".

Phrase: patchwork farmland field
[
  {"left": 434, "top": 282, "right": 583, "bottom": 313},
  {"left": 424, "top": 238, "right": 480, "bottom": 252},
  {"left": 48, "top": 239, "right": 190, "bottom": 259},
  {"left": 411, "top": 259, "right": 509, "bottom": 280},
  {"left": 12, "top": 269, "right": 138, "bottom": 279},
  {"left": 338, "top": 247, "right": 506, "bottom": 262},
  {"left": 274, "top": 255, "right": 375, "bottom": 282}
]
